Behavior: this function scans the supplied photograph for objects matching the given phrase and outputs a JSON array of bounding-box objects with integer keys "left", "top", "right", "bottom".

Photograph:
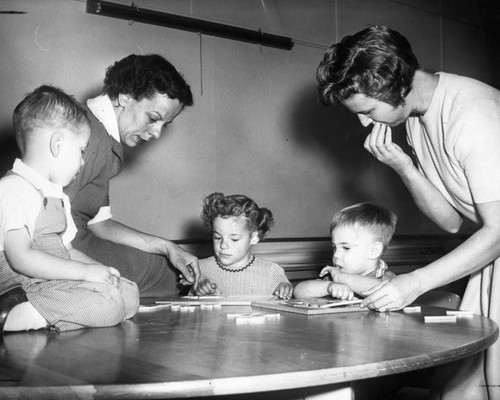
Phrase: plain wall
[{"left": 0, "top": 0, "right": 493, "bottom": 240}]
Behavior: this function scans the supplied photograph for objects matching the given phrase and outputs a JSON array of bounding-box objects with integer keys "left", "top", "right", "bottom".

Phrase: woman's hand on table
[
  {"left": 364, "top": 123, "right": 415, "bottom": 176},
  {"left": 361, "top": 273, "right": 422, "bottom": 312}
]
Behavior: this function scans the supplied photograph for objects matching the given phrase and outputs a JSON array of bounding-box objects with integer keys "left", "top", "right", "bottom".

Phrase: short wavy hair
[
  {"left": 201, "top": 192, "right": 274, "bottom": 240},
  {"left": 317, "top": 25, "right": 419, "bottom": 108},
  {"left": 330, "top": 202, "right": 397, "bottom": 252},
  {"left": 13, "top": 85, "right": 89, "bottom": 154},
  {"left": 103, "top": 54, "right": 193, "bottom": 106}
]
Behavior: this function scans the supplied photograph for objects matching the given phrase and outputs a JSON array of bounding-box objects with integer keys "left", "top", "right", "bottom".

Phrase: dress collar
[{"left": 87, "top": 94, "right": 121, "bottom": 143}]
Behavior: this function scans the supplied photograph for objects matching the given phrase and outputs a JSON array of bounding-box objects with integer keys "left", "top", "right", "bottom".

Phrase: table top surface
[{"left": 0, "top": 300, "right": 497, "bottom": 399}]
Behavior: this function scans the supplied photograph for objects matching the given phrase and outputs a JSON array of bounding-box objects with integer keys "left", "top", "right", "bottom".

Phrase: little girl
[{"left": 188, "top": 192, "right": 292, "bottom": 299}]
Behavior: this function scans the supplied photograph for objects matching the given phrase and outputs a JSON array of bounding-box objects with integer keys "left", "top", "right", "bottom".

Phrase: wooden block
[
  {"left": 403, "top": 306, "right": 421, "bottom": 313},
  {"left": 424, "top": 315, "right": 457, "bottom": 323},
  {"left": 235, "top": 315, "right": 266, "bottom": 325},
  {"left": 446, "top": 310, "right": 474, "bottom": 317},
  {"left": 227, "top": 312, "right": 262, "bottom": 319}
]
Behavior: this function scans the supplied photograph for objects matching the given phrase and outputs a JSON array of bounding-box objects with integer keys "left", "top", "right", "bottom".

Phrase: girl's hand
[
  {"left": 194, "top": 278, "right": 219, "bottom": 295},
  {"left": 83, "top": 264, "right": 121, "bottom": 287},
  {"left": 320, "top": 265, "right": 339, "bottom": 281},
  {"left": 364, "top": 123, "right": 414, "bottom": 176},
  {"left": 361, "top": 274, "right": 421, "bottom": 312},
  {"left": 328, "top": 282, "right": 354, "bottom": 300},
  {"left": 273, "top": 282, "right": 293, "bottom": 299}
]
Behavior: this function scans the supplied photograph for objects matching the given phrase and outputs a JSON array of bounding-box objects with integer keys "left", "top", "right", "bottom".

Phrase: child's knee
[
  {"left": 100, "top": 286, "right": 129, "bottom": 324},
  {"left": 119, "top": 278, "right": 140, "bottom": 319}
]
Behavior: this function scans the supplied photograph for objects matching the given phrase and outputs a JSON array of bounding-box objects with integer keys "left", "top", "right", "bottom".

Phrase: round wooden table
[{"left": 0, "top": 303, "right": 497, "bottom": 399}]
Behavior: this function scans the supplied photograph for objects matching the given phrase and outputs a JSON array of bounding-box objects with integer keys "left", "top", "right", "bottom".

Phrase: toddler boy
[
  {"left": 294, "top": 202, "right": 397, "bottom": 299},
  {"left": 0, "top": 85, "right": 139, "bottom": 332}
]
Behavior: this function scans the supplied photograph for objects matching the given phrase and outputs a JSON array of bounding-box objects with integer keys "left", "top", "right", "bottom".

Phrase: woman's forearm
[
  {"left": 88, "top": 218, "right": 171, "bottom": 254},
  {"left": 335, "top": 273, "right": 383, "bottom": 295},
  {"left": 414, "top": 223, "right": 500, "bottom": 294},
  {"left": 399, "top": 166, "right": 463, "bottom": 233}
]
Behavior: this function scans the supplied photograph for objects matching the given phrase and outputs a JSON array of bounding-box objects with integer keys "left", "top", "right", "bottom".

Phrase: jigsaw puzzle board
[{"left": 251, "top": 298, "right": 364, "bottom": 315}]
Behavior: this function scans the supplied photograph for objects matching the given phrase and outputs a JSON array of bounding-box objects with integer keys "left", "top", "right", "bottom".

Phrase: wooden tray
[{"left": 251, "top": 298, "right": 365, "bottom": 315}]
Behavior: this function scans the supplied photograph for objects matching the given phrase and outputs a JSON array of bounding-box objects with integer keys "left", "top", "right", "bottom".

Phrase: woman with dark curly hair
[
  {"left": 182, "top": 192, "right": 292, "bottom": 299},
  {"left": 64, "top": 54, "right": 200, "bottom": 298}
]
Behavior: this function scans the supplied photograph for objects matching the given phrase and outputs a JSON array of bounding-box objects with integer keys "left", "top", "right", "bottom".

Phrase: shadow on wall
[
  {"left": 180, "top": 217, "right": 211, "bottom": 242},
  {"left": 0, "top": 126, "right": 20, "bottom": 176},
  {"left": 287, "top": 83, "right": 439, "bottom": 234}
]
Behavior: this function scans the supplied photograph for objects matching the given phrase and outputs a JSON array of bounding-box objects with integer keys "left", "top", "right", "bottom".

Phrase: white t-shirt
[{"left": 0, "top": 159, "right": 77, "bottom": 250}]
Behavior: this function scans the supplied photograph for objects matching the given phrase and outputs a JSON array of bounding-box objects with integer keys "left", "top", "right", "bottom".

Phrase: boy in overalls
[{"left": 0, "top": 85, "right": 139, "bottom": 332}]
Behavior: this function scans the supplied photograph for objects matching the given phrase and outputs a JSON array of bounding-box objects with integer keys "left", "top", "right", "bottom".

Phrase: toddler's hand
[
  {"left": 194, "top": 278, "right": 219, "bottom": 295},
  {"left": 84, "top": 264, "right": 120, "bottom": 288},
  {"left": 320, "top": 265, "right": 340, "bottom": 281},
  {"left": 327, "top": 282, "right": 354, "bottom": 300},
  {"left": 273, "top": 282, "right": 293, "bottom": 299}
]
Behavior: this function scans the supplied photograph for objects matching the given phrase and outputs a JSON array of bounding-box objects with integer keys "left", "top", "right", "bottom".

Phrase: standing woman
[
  {"left": 65, "top": 54, "right": 199, "bottom": 298},
  {"left": 316, "top": 25, "right": 500, "bottom": 399}
]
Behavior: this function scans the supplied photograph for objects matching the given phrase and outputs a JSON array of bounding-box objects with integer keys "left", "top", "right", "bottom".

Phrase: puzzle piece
[
  {"left": 424, "top": 315, "right": 457, "bottom": 323},
  {"left": 446, "top": 310, "right": 474, "bottom": 318},
  {"left": 227, "top": 312, "right": 281, "bottom": 324},
  {"left": 403, "top": 306, "right": 421, "bottom": 313},
  {"left": 138, "top": 304, "right": 172, "bottom": 312}
]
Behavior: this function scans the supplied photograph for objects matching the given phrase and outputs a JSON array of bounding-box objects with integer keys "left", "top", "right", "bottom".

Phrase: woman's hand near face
[{"left": 364, "top": 123, "right": 415, "bottom": 177}]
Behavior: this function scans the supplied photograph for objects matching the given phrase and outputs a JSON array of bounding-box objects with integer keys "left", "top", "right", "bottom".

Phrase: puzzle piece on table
[
  {"left": 200, "top": 303, "right": 222, "bottom": 310},
  {"left": 424, "top": 315, "right": 457, "bottom": 323},
  {"left": 227, "top": 312, "right": 280, "bottom": 319},
  {"left": 179, "top": 305, "right": 196, "bottom": 312},
  {"left": 403, "top": 306, "right": 422, "bottom": 313},
  {"left": 446, "top": 310, "right": 474, "bottom": 318},
  {"left": 138, "top": 304, "right": 172, "bottom": 312},
  {"left": 236, "top": 315, "right": 266, "bottom": 325},
  {"left": 227, "top": 312, "right": 281, "bottom": 325}
]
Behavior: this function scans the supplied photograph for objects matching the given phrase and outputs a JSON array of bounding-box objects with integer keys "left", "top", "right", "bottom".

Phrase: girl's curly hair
[{"left": 201, "top": 192, "right": 274, "bottom": 239}]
